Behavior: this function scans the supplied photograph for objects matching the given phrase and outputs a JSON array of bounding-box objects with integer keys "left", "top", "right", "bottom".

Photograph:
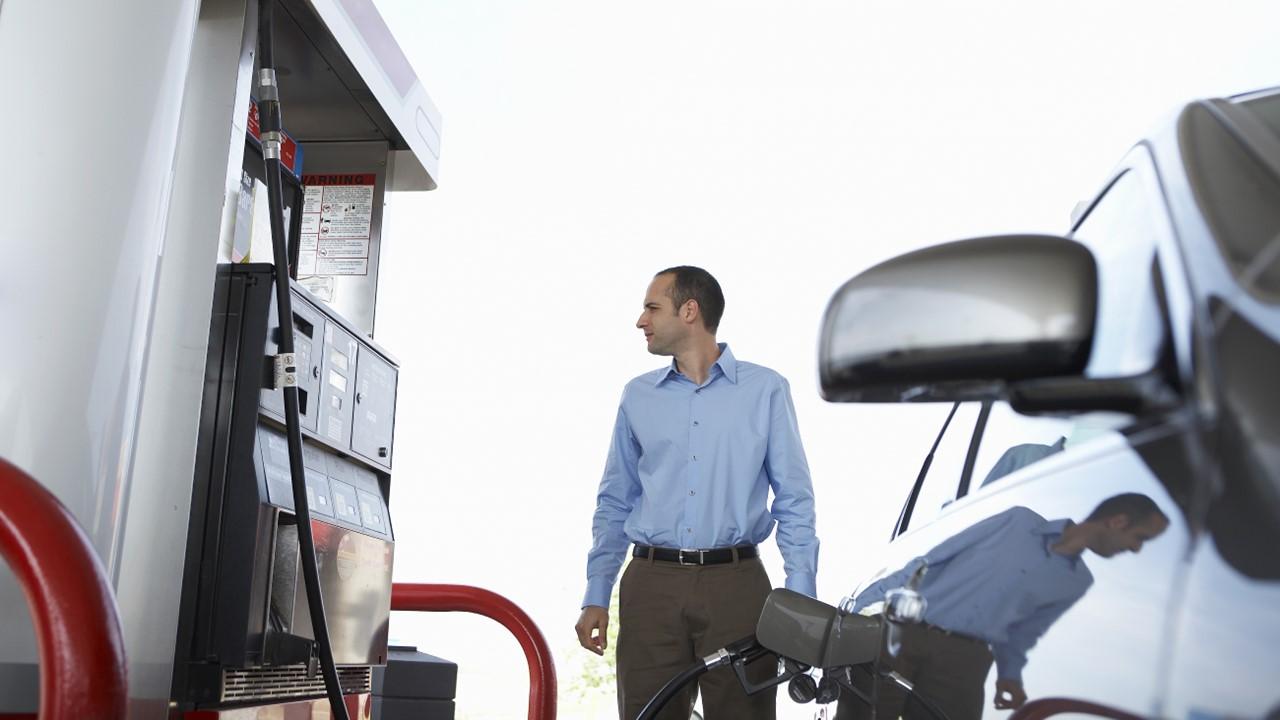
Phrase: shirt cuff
[
  {"left": 992, "top": 649, "right": 1025, "bottom": 682},
  {"left": 582, "top": 578, "right": 614, "bottom": 610},
  {"left": 784, "top": 572, "right": 817, "bottom": 599}
]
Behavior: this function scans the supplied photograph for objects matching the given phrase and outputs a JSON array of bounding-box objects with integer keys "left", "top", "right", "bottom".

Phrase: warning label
[{"left": 299, "top": 174, "right": 376, "bottom": 277}]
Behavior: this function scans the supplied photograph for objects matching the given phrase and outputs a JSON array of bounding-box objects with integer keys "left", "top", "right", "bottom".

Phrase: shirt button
[
  {"left": 692, "top": 455, "right": 697, "bottom": 461},
  {"left": 689, "top": 490, "right": 696, "bottom": 496},
  {"left": 695, "top": 389, "right": 701, "bottom": 394},
  {"left": 686, "top": 528, "right": 692, "bottom": 532},
  {"left": 693, "top": 421, "right": 699, "bottom": 426}
]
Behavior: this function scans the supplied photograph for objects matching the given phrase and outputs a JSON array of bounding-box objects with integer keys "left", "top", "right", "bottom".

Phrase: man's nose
[{"left": 636, "top": 314, "right": 646, "bottom": 329}]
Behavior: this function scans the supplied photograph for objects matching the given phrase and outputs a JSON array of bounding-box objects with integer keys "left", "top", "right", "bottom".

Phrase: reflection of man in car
[
  {"left": 836, "top": 493, "right": 1169, "bottom": 720},
  {"left": 979, "top": 436, "right": 1066, "bottom": 487}
]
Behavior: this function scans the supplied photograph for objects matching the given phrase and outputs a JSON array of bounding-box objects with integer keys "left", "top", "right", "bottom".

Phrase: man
[
  {"left": 575, "top": 266, "right": 819, "bottom": 720},
  {"left": 836, "top": 493, "right": 1169, "bottom": 720}
]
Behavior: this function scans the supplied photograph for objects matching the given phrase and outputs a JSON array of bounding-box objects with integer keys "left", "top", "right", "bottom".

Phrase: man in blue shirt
[
  {"left": 836, "top": 493, "right": 1169, "bottom": 720},
  {"left": 575, "top": 266, "right": 819, "bottom": 720}
]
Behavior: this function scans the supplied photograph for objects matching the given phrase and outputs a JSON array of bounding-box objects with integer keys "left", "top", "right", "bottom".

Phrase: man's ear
[
  {"left": 1105, "top": 514, "right": 1131, "bottom": 530},
  {"left": 682, "top": 299, "right": 700, "bottom": 324}
]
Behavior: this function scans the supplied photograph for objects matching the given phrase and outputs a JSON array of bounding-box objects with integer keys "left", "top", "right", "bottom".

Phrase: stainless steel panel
[{"left": 290, "top": 520, "right": 393, "bottom": 665}]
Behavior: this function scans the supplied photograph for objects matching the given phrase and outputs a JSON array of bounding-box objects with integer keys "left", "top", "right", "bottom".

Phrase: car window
[
  {"left": 1071, "top": 170, "right": 1170, "bottom": 378},
  {"left": 1182, "top": 100, "right": 1280, "bottom": 302},
  {"left": 898, "top": 402, "right": 983, "bottom": 534},
  {"left": 967, "top": 402, "right": 1130, "bottom": 492},
  {"left": 1238, "top": 91, "right": 1280, "bottom": 137}
]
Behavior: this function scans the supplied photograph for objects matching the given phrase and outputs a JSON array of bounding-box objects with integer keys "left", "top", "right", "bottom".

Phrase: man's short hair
[
  {"left": 1085, "top": 493, "right": 1166, "bottom": 525},
  {"left": 656, "top": 266, "right": 724, "bottom": 333}
]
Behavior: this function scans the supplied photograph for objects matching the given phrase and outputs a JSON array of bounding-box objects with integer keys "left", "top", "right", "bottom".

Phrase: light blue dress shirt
[
  {"left": 852, "top": 506, "right": 1093, "bottom": 682},
  {"left": 583, "top": 344, "right": 819, "bottom": 609}
]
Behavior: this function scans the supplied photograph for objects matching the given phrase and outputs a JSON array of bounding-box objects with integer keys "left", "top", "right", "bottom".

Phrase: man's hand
[
  {"left": 575, "top": 605, "right": 609, "bottom": 655},
  {"left": 994, "top": 678, "right": 1026, "bottom": 709}
]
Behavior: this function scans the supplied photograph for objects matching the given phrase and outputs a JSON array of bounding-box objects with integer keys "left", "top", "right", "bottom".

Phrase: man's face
[
  {"left": 636, "top": 274, "right": 687, "bottom": 356},
  {"left": 1092, "top": 513, "right": 1170, "bottom": 558}
]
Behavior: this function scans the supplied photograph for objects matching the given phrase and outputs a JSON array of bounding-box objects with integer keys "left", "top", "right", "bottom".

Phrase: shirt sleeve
[
  {"left": 849, "top": 558, "right": 925, "bottom": 612},
  {"left": 582, "top": 401, "right": 643, "bottom": 609},
  {"left": 850, "top": 507, "right": 1028, "bottom": 612},
  {"left": 764, "top": 377, "right": 820, "bottom": 598},
  {"left": 991, "top": 578, "right": 1092, "bottom": 681}
]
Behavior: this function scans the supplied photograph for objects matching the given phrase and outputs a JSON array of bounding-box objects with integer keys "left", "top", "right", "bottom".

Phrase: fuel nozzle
[{"left": 754, "top": 589, "right": 882, "bottom": 670}]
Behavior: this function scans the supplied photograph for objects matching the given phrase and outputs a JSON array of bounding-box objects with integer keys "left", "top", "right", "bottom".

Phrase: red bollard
[
  {"left": 391, "top": 583, "right": 557, "bottom": 720},
  {"left": 0, "top": 458, "right": 127, "bottom": 720}
]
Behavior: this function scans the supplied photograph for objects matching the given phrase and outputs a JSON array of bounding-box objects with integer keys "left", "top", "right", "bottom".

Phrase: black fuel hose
[
  {"left": 636, "top": 661, "right": 708, "bottom": 720},
  {"left": 637, "top": 636, "right": 771, "bottom": 719},
  {"left": 257, "top": 1, "right": 350, "bottom": 718}
]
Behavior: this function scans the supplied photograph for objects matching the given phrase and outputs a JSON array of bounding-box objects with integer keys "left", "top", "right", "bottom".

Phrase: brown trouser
[
  {"left": 616, "top": 551, "right": 776, "bottom": 720},
  {"left": 836, "top": 622, "right": 993, "bottom": 720}
]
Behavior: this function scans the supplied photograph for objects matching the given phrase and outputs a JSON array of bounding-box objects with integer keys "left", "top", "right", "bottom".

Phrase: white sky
[{"left": 369, "top": 2, "right": 1280, "bottom": 717}]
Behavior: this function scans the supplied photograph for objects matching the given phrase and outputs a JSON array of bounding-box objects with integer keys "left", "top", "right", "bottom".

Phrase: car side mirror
[{"left": 819, "top": 235, "right": 1098, "bottom": 403}]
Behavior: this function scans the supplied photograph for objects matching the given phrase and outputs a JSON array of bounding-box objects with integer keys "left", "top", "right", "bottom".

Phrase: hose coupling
[
  {"left": 260, "top": 131, "right": 284, "bottom": 159},
  {"left": 273, "top": 352, "right": 297, "bottom": 389},
  {"left": 257, "top": 69, "right": 280, "bottom": 102},
  {"left": 702, "top": 648, "right": 732, "bottom": 670}
]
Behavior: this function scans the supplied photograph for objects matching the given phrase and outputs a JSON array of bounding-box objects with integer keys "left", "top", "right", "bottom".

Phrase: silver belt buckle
[{"left": 678, "top": 549, "right": 704, "bottom": 565}]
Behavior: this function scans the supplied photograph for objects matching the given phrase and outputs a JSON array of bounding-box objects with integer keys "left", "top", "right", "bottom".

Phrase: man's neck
[
  {"left": 1050, "top": 522, "right": 1090, "bottom": 556},
  {"left": 673, "top": 338, "right": 722, "bottom": 386}
]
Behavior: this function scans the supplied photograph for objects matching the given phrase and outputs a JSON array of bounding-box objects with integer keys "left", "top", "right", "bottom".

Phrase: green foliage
[{"left": 568, "top": 566, "right": 623, "bottom": 697}]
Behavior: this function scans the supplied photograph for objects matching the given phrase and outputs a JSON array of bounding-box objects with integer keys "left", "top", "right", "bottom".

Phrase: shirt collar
[
  {"left": 655, "top": 343, "right": 738, "bottom": 387},
  {"left": 1037, "top": 518, "right": 1082, "bottom": 565},
  {"left": 714, "top": 343, "right": 738, "bottom": 384}
]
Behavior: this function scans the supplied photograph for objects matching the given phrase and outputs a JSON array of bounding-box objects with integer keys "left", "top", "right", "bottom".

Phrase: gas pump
[
  {"left": 171, "top": 0, "right": 420, "bottom": 715},
  {"left": 0, "top": 0, "right": 442, "bottom": 717}
]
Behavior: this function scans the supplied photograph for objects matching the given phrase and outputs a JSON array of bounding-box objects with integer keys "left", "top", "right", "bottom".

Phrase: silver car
[{"left": 818, "top": 87, "right": 1280, "bottom": 719}]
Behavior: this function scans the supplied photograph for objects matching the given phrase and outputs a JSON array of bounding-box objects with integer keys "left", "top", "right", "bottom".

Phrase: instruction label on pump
[{"left": 299, "top": 174, "right": 375, "bottom": 278}]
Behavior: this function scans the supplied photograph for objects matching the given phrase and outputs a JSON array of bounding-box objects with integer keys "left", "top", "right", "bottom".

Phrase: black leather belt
[{"left": 633, "top": 544, "right": 757, "bottom": 565}]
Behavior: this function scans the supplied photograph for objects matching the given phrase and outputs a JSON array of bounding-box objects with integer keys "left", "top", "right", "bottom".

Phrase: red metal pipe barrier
[
  {"left": 1011, "top": 697, "right": 1145, "bottom": 720},
  {"left": 392, "top": 583, "right": 557, "bottom": 720},
  {"left": 0, "top": 458, "right": 127, "bottom": 720}
]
